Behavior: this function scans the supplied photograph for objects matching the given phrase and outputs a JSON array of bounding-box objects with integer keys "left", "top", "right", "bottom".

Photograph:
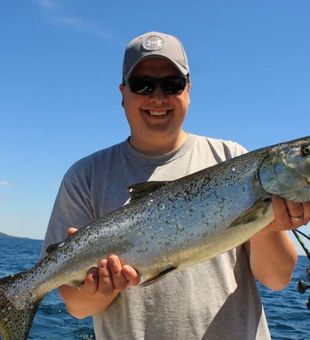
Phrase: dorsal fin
[
  {"left": 128, "top": 181, "right": 170, "bottom": 201},
  {"left": 45, "top": 241, "right": 65, "bottom": 254}
]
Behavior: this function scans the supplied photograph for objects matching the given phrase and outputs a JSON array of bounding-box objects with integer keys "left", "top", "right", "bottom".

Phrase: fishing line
[
  {"left": 292, "top": 228, "right": 310, "bottom": 309},
  {"left": 292, "top": 229, "right": 310, "bottom": 261},
  {"left": 295, "top": 229, "right": 310, "bottom": 241}
]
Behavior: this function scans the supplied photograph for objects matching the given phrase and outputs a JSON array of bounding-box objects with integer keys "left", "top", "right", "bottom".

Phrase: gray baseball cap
[{"left": 122, "top": 31, "right": 190, "bottom": 82}]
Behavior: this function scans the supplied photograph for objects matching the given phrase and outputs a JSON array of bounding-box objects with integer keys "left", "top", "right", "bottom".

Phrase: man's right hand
[
  {"left": 83, "top": 255, "right": 140, "bottom": 295},
  {"left": 58, "top": 227, "right": 140, "bottom": 319}
]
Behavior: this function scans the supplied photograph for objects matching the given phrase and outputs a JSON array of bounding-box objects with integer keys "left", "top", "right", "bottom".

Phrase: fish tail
[{"left": 0, "top": 273, "right": 40, "bottom": 340}]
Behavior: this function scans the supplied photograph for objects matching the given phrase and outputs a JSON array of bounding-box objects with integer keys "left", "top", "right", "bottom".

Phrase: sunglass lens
[
  {"left": 162, "top": 77, "right": 186, "bottom": 94},
  {"left": 128, "top": 78, "right": 156, "bottom": 95}
]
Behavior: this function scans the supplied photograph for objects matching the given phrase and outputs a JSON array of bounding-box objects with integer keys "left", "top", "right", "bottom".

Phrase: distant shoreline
[{"left": 0, "top": 232, "right": 41, "bottom": 241}]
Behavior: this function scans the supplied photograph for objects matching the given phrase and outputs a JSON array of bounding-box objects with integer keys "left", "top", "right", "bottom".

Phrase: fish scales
[{"left": 1, "top": 136, "right": 310, "bottom": 340}]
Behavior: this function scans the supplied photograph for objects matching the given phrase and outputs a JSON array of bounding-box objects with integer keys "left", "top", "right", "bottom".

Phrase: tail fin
[{"left": 0, "top": 273, "right": 40, "bottom": 340}]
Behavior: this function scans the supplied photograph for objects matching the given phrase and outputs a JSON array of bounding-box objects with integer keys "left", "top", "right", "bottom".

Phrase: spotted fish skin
[{"left": 1, "top": 136, "right": 310, "bottom": 339}]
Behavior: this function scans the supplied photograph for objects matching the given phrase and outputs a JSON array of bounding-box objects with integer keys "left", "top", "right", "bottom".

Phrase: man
[{"left": 42, "top": 32, "right": 310, "bottom": 339}]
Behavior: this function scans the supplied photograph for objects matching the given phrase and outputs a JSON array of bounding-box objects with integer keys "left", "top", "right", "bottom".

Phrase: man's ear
[
  {"left": 119, "top": 84, "right": 125, "bottom": 107},
  {"left": 187, "top": 83, "right": 191, "bottom": 106}
]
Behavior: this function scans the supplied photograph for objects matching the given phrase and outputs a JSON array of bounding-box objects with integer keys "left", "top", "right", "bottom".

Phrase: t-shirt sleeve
[
  {"left": 40, "top": 167, "right": 95, "bottom": 257},
  {"left": 204, "top": 136, "right": 248, "bottom": 163},
  {"left": 226, "top": 141, "right": 248, "bottom": 158}
]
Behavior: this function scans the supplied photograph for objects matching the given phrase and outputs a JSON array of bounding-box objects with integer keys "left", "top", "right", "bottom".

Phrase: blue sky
[{"left": 0, "top": 0, "right": 309, "bottom": 254}]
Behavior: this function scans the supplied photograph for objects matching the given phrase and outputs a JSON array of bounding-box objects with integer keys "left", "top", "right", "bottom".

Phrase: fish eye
[{"left": 301, "top": 144, "right": 310, "bottom": 156}]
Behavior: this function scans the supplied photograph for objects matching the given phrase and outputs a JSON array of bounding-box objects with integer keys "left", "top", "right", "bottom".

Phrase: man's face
[{"left": 120, "top": 58, "right": 191, "bottom": 150}]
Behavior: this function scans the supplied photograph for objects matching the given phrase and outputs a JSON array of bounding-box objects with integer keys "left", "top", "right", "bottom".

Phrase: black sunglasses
[{"left": 125, "top": 76, "right": 188, "bottom": 96}]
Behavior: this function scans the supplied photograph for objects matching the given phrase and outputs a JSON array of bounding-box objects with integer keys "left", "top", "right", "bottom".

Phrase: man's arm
[{"left": 246, "top": 196, "right": 310, "bottom": 290}]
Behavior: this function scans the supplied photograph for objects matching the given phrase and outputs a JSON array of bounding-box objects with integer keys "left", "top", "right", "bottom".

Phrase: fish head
[{"left": 258, "top": 136, "right": 310, "bottom": 202}]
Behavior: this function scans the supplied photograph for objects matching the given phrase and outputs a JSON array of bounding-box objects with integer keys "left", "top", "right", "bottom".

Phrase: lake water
[{"left": 0, "top": 236, "right": 309, "bottom": 339}]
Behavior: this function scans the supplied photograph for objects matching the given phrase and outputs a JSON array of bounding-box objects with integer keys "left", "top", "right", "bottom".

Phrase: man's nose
[{"left": 150, "top": 85, "right": 168, "bottom": 103}]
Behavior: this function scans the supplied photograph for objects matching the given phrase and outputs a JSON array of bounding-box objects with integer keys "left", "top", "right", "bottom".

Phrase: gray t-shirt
[{"left": 42, "top": 133, "right": 271, "bottom": 340}]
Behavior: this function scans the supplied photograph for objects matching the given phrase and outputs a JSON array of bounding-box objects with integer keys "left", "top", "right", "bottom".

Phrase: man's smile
[{"left": 143, "top": 109, "right": 172, "bottom": 117}]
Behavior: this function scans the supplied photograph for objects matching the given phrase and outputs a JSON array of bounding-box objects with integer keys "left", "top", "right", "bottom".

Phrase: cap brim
[{"left": 125, "top": 54, "right": 188, "bottom": 81}]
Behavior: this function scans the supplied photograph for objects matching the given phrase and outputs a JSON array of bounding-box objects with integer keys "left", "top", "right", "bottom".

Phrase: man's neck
[{"left": 128, "top": 130, "right": 187, "bottom": 156}]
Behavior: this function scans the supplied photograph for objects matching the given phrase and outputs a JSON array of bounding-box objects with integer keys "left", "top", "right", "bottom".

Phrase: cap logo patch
[{"left": 142, "top": 35, "right": 165, "bottom": 51}]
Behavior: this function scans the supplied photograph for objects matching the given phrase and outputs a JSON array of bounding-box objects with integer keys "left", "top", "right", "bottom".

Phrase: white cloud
[
  {"left": 0, "top": 180, "right": 11, "bottom": 187},
  {"left": 33, "top": 0, "right": 58, "bottom": 10},
  {"left": 52, "top": 16, "right": 115, "bottom": 40},
  {"left": 33, "top": 1, "right": 116, "bottom": 41}
]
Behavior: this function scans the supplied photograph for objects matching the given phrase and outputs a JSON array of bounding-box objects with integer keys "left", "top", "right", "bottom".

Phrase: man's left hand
[{"left": 266, "top": 196, "right": 310, "bottom": 232}]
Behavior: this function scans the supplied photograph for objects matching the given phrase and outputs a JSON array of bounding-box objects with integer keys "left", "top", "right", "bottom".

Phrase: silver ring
[{"left": 290, "top": 215, "right": 304, "bottom": 221}]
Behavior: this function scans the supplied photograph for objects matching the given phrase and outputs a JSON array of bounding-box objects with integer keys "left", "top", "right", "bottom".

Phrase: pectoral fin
[
  {"left": 229, "top": 199, "right": 271, "bottom": 228},
  {"left": 140, "top": 266, "right": 177, "bottom": 287}
]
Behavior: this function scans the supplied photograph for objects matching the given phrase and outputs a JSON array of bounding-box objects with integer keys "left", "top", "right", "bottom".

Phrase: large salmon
[{"left": 1, "top": 136, "right": 310, "bottom": 339}]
